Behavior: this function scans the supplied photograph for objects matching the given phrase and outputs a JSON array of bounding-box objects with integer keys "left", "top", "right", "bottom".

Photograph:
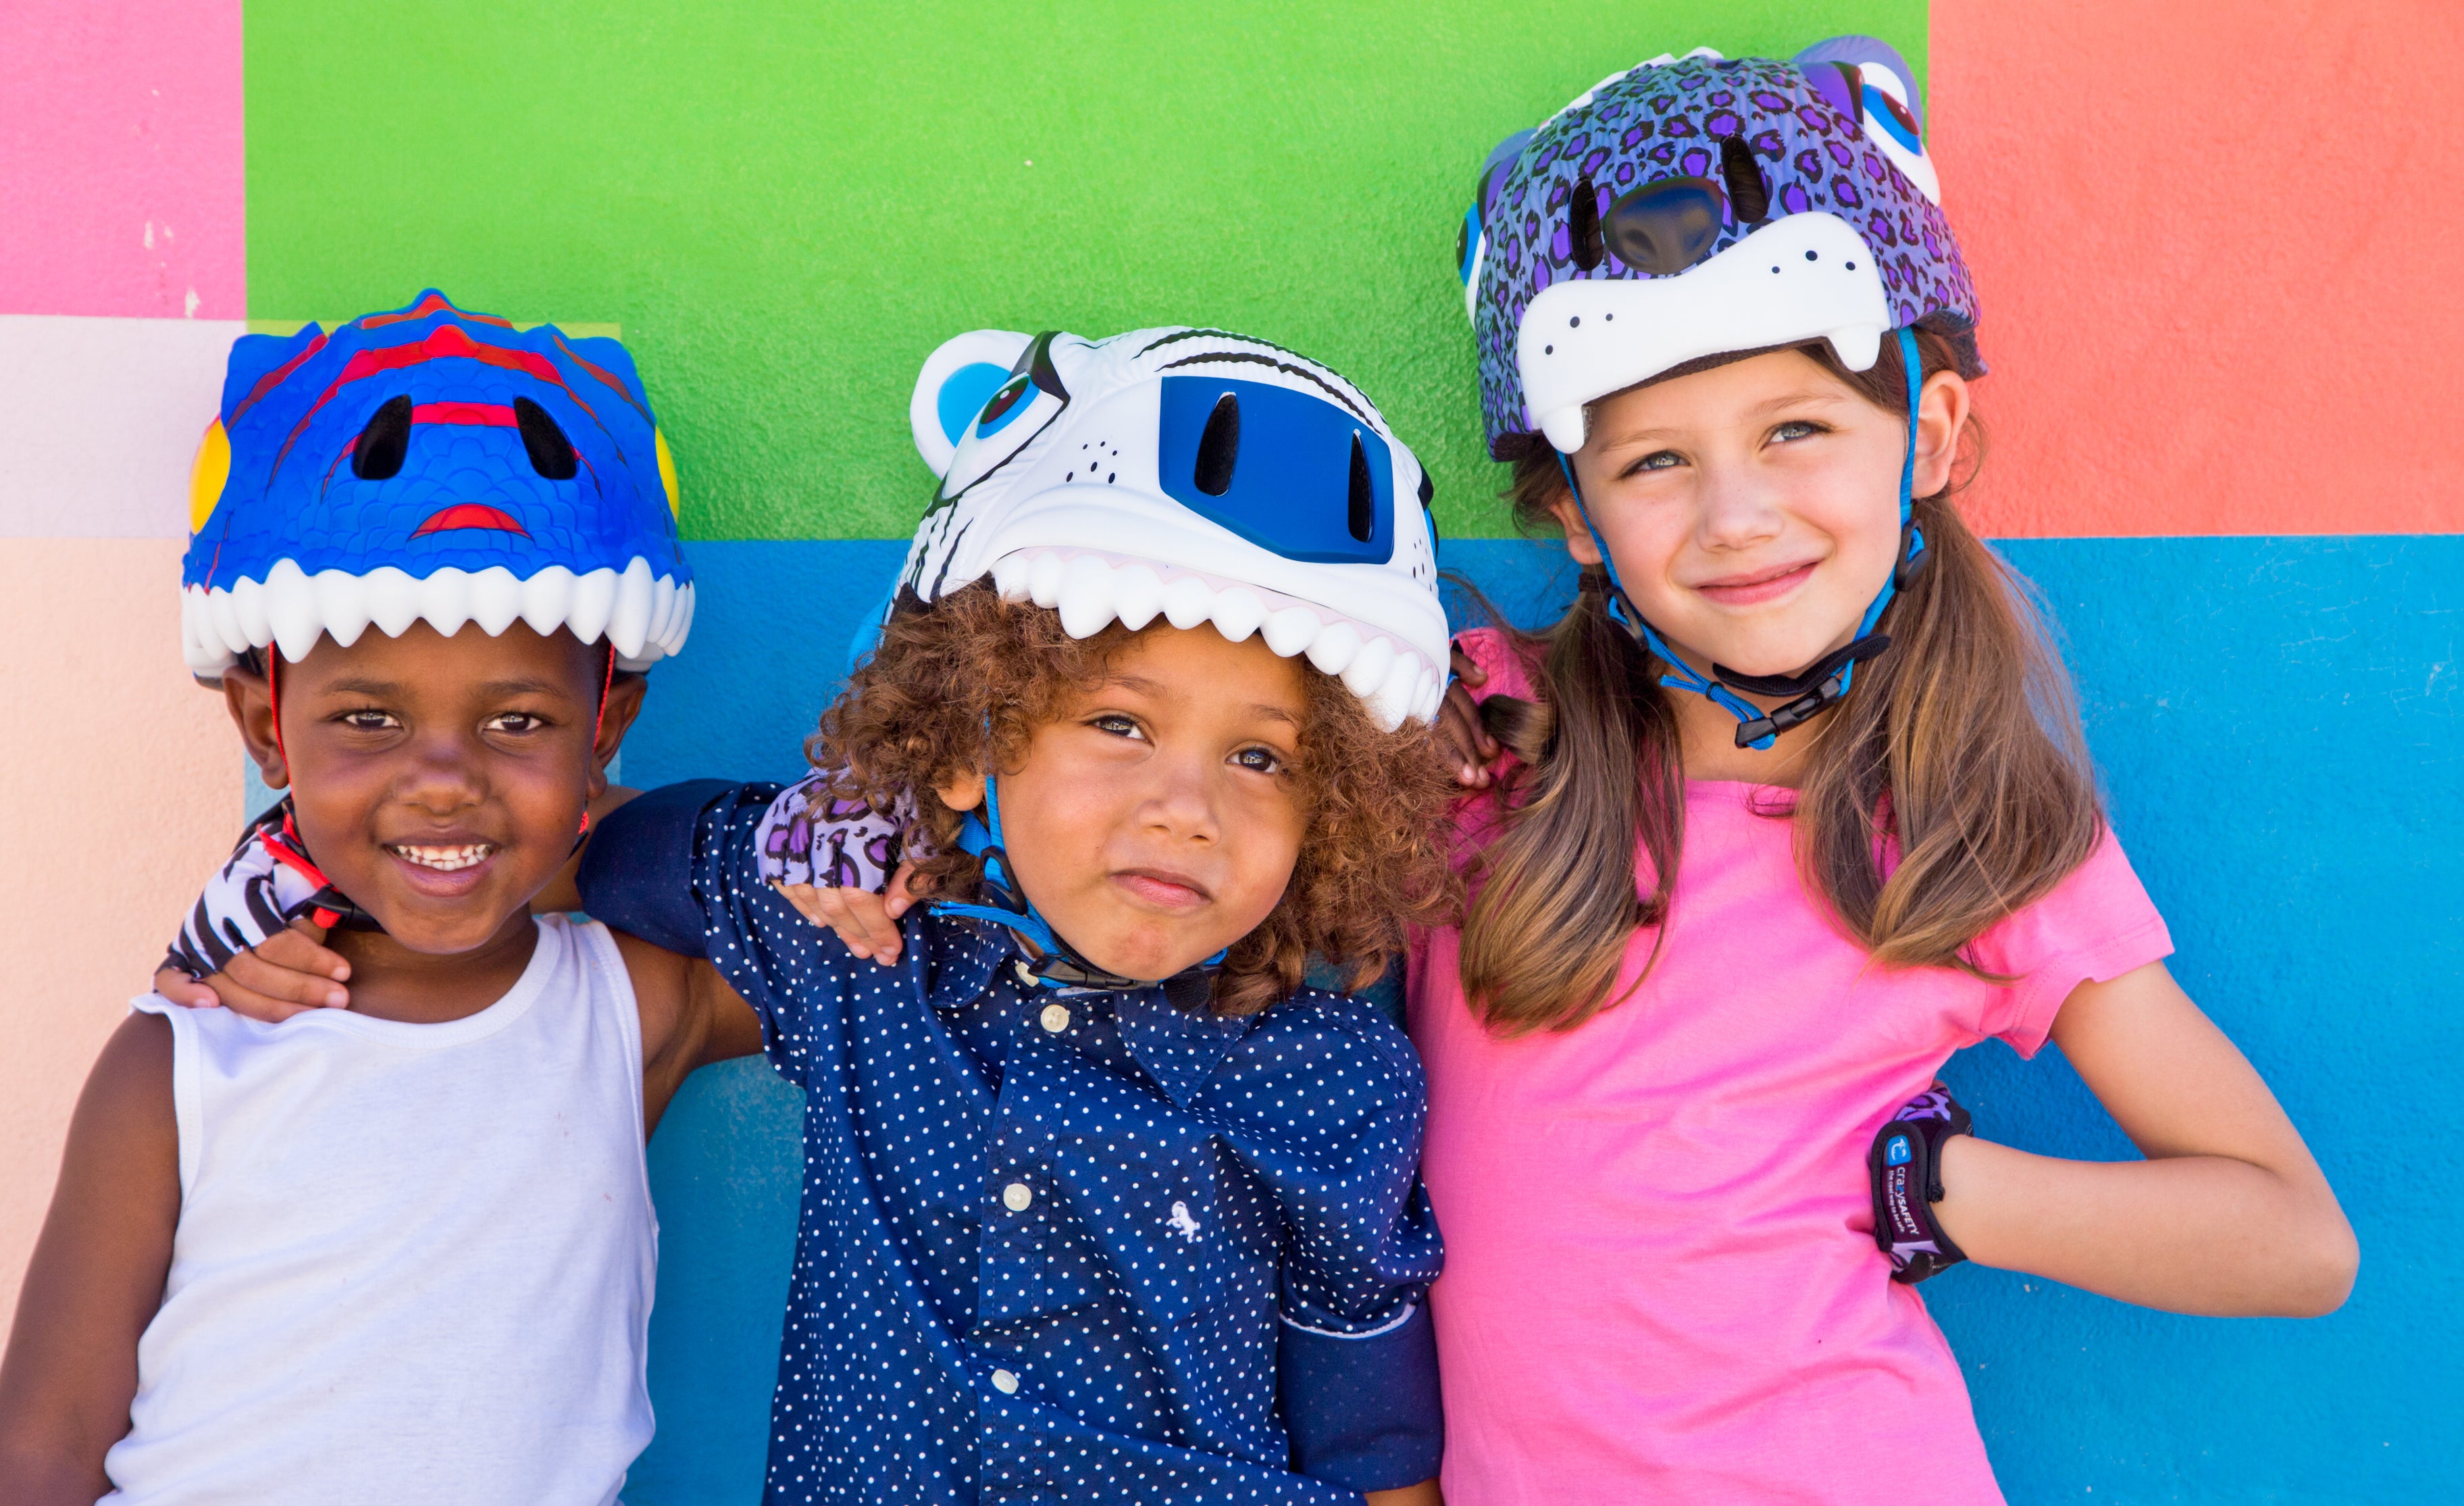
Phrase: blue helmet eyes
[
  {"left": 976, "top": 374, "right": 1036, "bottom": 438},
  {"left": 1862, "top": 84, "right": 1922, "bottom": 151},
  {"left": 1156, "top": 376, "right": 1393, "bottom": 565}
]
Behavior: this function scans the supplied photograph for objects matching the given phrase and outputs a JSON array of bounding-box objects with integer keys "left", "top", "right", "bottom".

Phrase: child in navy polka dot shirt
[{"left": 580, "top": 327, "right": 1464, "bottom": 1504}]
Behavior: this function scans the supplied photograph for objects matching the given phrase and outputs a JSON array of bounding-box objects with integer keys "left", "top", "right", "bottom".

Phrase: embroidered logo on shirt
[{"left": 1167, "top": 1201, "right": 1204, "bottom": 1243}]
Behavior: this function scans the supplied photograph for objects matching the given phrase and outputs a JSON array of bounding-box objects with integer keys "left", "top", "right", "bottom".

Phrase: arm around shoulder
[{"left": 0, "top": 1011, "right": 182, "bottom": 1504}]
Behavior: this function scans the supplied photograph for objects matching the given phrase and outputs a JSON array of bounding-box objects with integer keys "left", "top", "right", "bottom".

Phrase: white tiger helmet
[{"left": 897, "top": 326, "right": 1449, "bottom": 730}]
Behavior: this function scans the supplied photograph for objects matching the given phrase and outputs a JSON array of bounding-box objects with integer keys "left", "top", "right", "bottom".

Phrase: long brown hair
[
  {"left": 810, "top": 582, "right": 1462, "bottom": 1017},
  {"left": 1458, "top": 330, "right": 2105, "bottom": 1034}
]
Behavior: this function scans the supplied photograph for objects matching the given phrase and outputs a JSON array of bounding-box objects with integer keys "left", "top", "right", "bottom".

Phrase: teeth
[
  {"left": 607, "top": 557, "right": 656, "bottom": 659},
  {"left": 469, "top": 566, "right": 523, "bottom": 637},
  {"left": 665, "top": 582, "right": 696, "bottom": 654},
  {"left": 1210, "top": 586, "right": 1265, "bottom": 643},
  {"left": 208, "top": 583, "right": 245, "bottom": 658},
  {"left": 991, "top": 553, "right": 1033, "bottom": 598},
  {"left": 1027, "top": 551, "right": 1065, "bottom": 607},
  {"left": 263, "top": 559, "right": 320, "bottom": 664},
  {"left": 1305, "top": 622, "right": 1361, "bottom": 676},
  {"left": 1342, "top": 635, "right": 1396, "bottom": 697},
  {"left": 388, "top": 843, "right": 496, "bottom": 872},
  {"left": 1262, "top": 605, "right": 1320, "bottom": 659},
  {"left": 520, "top": 566, "right": 574, "bottom": 639},
  {"left": 1160, "top": 574, "right": 1214, "bottom": 630},
  {"left": 1055, "top": 553, "right": 1119, "bottom": 638},
  {"left": 568, "top": 564, "right": 617, "bottom": 646},
  {"left": 363, "top": 566, "right": 420, "bottom": 638},
  {"left": 1111, "top": 564, "right": 1164, "bottom": 631},
  {"left": 645, "top": 574, "right": 678, "bottom": 648}
]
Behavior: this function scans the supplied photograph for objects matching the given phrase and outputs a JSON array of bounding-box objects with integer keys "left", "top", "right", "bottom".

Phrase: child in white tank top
[{"left": 0, "top": 301, "right": 763, "bottom": 1506}]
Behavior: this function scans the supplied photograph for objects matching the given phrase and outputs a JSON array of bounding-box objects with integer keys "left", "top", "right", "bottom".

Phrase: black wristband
[{"left": 1868, "top": 1083, "right": 1973, "bottom": 1284}]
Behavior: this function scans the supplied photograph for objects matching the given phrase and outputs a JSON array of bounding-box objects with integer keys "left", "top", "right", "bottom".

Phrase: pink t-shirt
[{"left": 1407, "top": 628, "right": 2173, "bottom": 1505}]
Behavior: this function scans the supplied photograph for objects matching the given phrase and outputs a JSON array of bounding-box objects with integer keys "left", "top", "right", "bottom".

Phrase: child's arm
[
  {"left": 624, "top": 934, "right": 766, "bottom": 1134},
  {"left": 1931, "top": 960, "right": 2358, "bottom": 1315},
  {"left": 0, "top": 1014, "right": 180, "bottom": 1503}
]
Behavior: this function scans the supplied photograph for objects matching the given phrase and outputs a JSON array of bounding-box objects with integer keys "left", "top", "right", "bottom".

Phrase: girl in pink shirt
[{"left": 1422, "top": 37, "right": 2357, "bottom": 1504}]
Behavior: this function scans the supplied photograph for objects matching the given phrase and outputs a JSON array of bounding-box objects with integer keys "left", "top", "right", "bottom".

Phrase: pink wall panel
[
  {"left": 1930, "top": 0, "right": 2464, "bottom": 536},
  {"left": 0, "top": 0, "right": 244, "bottom": 319}
]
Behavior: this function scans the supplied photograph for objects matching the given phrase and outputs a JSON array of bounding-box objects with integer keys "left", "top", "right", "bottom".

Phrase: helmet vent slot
[
  {"left": 1720, "top": 135, "right": 1771, "bottom": 223},
  {"left": 1194, "top": 392, "right": 1240, "bottom": 496},
  {"left": 1347, "top": 433, "right": 1375, "bottom": 543},
  {"left": 515, "top": 398, "right": 579, "bottom": 480},
  {"left": 1568, "top": 176, "right": 1605, "bottom": 271},
  {"left": 350, "top": 395, "right": 413, "bottom": 480},
  {"left": 1605, "top": 177, "right": 1728, "bottom": 276}
]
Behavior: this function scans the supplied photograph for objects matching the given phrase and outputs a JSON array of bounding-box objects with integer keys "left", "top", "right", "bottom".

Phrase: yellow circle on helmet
[
  {"left": 188, "top": 418, "right": 231, "bottom": 534},
  {"left": 654, "top": 429, "right": 680, "bottom": 518}
]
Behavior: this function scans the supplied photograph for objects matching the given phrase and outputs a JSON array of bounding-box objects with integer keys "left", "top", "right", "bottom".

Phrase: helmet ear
[{"left": 910, "top": 330, "right": 1035, "bottom": 478}]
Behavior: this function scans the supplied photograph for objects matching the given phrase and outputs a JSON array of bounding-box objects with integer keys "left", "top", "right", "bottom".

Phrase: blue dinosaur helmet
[
  {"left": 898, "top": 326, "right": 1449, "bottom": 729},
  {"left": 181, "top": 291, "right": 693, "bottom": 678}
]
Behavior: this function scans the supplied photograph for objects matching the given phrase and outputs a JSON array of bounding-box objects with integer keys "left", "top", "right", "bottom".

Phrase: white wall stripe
[{"left": 0, "top": 314, "right": 245, "bottom": 538}]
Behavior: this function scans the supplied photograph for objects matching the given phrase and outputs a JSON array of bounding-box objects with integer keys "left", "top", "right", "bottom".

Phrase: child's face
[
  {"left": 1551, "top": 348, "right": 1968, "bottom": 681},
  {"left": 226, "top": 622, "right": 638, "bottom": 955},
  {"left": 953, "top": 624, "right": 1310, "bottom": 984}
]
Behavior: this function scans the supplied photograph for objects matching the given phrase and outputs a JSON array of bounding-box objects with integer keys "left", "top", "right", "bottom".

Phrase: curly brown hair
[{"left": 806, "top": 582, "right": 1462, "bottom": 1016}]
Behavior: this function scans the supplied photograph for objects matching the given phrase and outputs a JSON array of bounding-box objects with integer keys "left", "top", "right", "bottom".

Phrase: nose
[
  {"left": 392, "top": 728, "right": 486, "bottom": 817},
  {"left": 1133, "top": 748, "right": 1222, "bottom": 847},
  {"left": 1694, "top": 459, "right": 1785, "bottom": 554}
]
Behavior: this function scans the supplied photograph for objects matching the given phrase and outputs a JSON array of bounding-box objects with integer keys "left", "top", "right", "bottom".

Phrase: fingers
[
  {"left": 1450, "top": 643, "right": 1488, "bottom": 688},
  {"left": 153, "top": 968, "right": 223, "bottom": 1009},
  {"left": 220, "top": 943, "right": 351, "bottom": 1011},
  {"left": 1437, "top": 684, "right": 1498, "bottom": 788},
  {"left": 775, "top": 882, "right": 904, "bottom": 967},
  {"left": 883, "top": 861, "right": 920, "bottom": 920}
]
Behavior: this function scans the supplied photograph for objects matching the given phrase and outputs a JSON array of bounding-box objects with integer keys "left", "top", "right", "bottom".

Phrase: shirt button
[
  {"left": 991, "top": 1369, "right": 1020, "bottom": 1394},
  {"left": 1003, "top": 1182, "right": 1033, "bottom": 1211},
  {"left": 1040, "top": 1003, "right": 1071, "bottom": 1034},
  {"left": 1012, "top": 960, "right": 1037, "bottom": 986}
]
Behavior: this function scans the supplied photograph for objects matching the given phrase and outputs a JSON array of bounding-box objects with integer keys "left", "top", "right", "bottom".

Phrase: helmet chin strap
[
  {"left": 927, "top": 771, "right": 1228, "bottom": 1009},
  {"left": 1557, "top": 326, "right": 1930, "bottom": 751}
]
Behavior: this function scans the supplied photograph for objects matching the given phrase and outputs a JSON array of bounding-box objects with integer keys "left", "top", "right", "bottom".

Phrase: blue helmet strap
[
  {"left": 927, "top": 771, "right": 1228, "bottom": 1006},
  {"left": 1558, "top": 326, "right": 1930, "bottom": 752}
]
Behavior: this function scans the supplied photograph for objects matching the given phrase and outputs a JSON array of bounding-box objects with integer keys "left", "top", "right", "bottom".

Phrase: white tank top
[{"left": 104, "top": 915, "right": 657, "bottom": 1506}]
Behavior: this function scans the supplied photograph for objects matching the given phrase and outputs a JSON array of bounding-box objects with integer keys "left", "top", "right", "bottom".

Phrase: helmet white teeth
[{"left": 894, "top": 326, "right": 1450, "bottom": 730}]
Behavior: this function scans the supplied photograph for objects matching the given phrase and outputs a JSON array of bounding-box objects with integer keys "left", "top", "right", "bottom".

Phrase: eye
[
  {"left": 483, "top": 711, "right": 548, "bottom": 736},
  {"left": 936, "top": 332, "right": 1072, "bottom": 505},
  {"left": 1623, "top": 449, "right": 1685, "bottom": 478},
  {"left": 1087, "top": 713, "right": 1146, "bottom": 741},
  {"left": 1231, "top": 745, "right": 1286, "bottom": 776},
  {"left": 1770, "top": 420, "right": 1826, "bottom": 444},
  {"left": 338, "top": 707, "right": 400, "bottom": 732}
]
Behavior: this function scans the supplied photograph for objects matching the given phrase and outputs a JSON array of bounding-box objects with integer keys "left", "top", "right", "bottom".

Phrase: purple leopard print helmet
[{"left": 1459, "top": 39, "right": 1984, "bottom": 459}]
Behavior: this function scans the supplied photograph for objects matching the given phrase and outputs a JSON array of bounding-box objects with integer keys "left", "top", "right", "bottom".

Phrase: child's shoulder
[{"left": 1222, "top": 986, "right": 1424, "bottom": 1100}]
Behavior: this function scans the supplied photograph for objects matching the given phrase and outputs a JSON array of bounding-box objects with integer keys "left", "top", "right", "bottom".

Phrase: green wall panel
[{"left": 245, "top": 0, "right": 1924, "bottom": 540}]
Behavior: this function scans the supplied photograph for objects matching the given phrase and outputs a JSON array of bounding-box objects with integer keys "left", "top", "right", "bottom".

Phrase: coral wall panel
[{"left": 1930, "top": 0, "right": 2464, "bottom": 536}]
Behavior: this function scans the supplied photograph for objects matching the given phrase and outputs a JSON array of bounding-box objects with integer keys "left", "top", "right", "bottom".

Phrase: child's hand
[
  {"left": 1437, "top": 642, "right": 1502, "bottom": 788},
  {"left": 154, "top": 919, "right": 352, "bottom": 1021},
  {"left": 775, "top": 862, "right": 920, "bottom": 965}
]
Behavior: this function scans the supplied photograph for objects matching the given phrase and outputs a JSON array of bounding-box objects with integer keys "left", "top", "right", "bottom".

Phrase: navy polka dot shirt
[{"left": 582, "top": 781, "right": 1444, "bottom": 1503}]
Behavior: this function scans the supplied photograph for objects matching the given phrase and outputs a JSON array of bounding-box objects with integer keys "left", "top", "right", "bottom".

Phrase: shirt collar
[{"left": 919, "top": 913, "right": 1249, "bottom": 1107}]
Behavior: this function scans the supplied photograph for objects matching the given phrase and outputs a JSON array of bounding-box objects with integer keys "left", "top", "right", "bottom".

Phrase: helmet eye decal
[
  {"left": 1156, "top": 376, "right": 1393, "bottom": 566},
  {"left": 1720, "top": 135, "right": 1772, "bottom": 222},
  {"left": 1567, "top": 178, "right": 1606, "bottom": 271},
  {"left": 513, "top": 398, "right": 579, "bottom": 480},
  {"left": 1194, "top": 392, "right": 1240, "bottom": 496},
  {"left": 1606, "top": 176, "right": 1728, "bottom": 275},
  {"left": 350, "top": 395, "right": 413, "bottom": 480},
  {"left": 936, "top": 330, "right": 1071, "bottom": 505}
]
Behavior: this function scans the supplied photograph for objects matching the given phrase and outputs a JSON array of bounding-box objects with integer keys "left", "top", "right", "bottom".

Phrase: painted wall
[{"left": 3, "top": 1, "right": 2458, "bottom": 1501}]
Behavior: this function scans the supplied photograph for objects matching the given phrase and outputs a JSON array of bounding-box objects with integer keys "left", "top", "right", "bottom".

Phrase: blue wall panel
[{"left": 619, "top": 536, "right": 2461, "bottom": 1503}]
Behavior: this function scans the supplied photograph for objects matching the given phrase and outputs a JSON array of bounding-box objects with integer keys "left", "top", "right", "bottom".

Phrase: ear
[
  {"left": 588, "top": 672, "right": 650, "bottom": 798},
  {"left": 910, "top": 330, "right": 1033, "bottom": 478},
  {"left": 221, "top": 662, "right": 288, "bottom": 790},
  {"left": 1910, "top": 368, "right": 1972, "bottom": 499},
  {"left": 1541, "top": 477, "right": 1604, "bottom": 567},
  {"left": 933, "top": 770, "right": 987, "bottom": 813}
]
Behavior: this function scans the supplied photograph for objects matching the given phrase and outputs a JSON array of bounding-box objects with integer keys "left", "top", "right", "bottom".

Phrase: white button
[
  {"left": 991, "top": 1369, "right": 1019, "bottom": 1394},
  {"left": 1003, "top": 1182, "right": 1033, "bottom": 1211},
  {"left": 1040, "top": 1003, "right": 1071, "bottom": 1034}
]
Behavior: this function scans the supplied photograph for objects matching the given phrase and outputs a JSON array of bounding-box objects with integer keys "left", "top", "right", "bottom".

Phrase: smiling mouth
[
  {"left": 1695, "top": 560, "right": 1818, "bottom": 605},
  {"left": 1112, "top": 869, "right": 1212, "bottom": 910},
  {"left": 386, "top": 843, "right": 498, "bottom": 872}
]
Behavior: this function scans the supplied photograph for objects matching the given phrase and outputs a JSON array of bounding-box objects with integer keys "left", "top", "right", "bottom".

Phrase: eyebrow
[
  {"left": 1101, "top": 673, "right": 1302, "bottom": 728},
  {"left": 309, "top": 675, "right": 576, "bottom": 700}
]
